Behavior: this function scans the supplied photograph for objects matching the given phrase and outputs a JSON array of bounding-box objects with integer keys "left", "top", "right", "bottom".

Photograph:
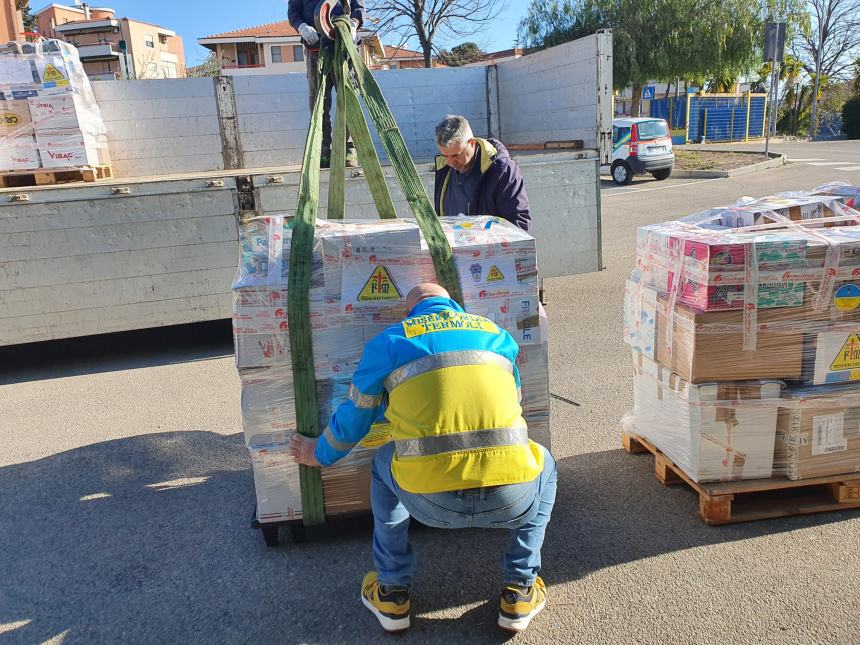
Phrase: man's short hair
[{"left": 435, "top": 115, "right": 473, "bottom": 148}]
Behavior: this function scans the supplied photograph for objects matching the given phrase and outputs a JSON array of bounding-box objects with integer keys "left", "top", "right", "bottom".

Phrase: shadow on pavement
[
  {"left": 0, "top": 320, "right": 234, "bottom": 385},
  {"left": 2, "top": 430, "right": 857, "bottom": 643}
]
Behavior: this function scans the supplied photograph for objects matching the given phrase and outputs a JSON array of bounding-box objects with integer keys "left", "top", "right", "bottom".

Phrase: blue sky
[{"left": 71, "top": 1, "right": 529, "bottom": 65}]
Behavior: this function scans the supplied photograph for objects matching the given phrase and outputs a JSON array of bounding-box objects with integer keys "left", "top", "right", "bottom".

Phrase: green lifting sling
[{"left": 287, "top": 18, "right": 464, "bottom": 526}]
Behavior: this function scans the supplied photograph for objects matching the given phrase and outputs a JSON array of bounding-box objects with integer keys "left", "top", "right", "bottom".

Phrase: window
[
  {"left": 271, "top": 46, "right": 282, "bottom": 63},
  {"left": 292, "top": 45, "right": 303, "bottom": 62},
  {"left": 146, "top": 61, "right": 158, "bottom": 78},
  {"left": 163, "top": 61, "right": 178, "bottom": 78},
  {"left": 389, "top": 63, "right": 398, "bottom": 69},
  {"left": 636, "top": 119, "right": 669, "bottom": 140},
  {"left": 159, "top": 34, "right": 168, "bottom": 45},
  {"left": 145, "top": 34, "right": 154, "bottom": 48},
  {"left": 612, "top": 126, "right": 630, "bottom": 146}
]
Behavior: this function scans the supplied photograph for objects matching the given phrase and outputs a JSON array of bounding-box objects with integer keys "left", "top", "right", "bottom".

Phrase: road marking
[
  {"left": 602, "top": 177, "right": 722, "bottom": 197},
  {"left": 805, "top": 161, "right": 844, "bottom": 166},
  {"left": 835, "top": 166, "right": 860, "bottom": 172},
  {"left": 787, "top": 157, "right": 825, "bottom": 162}
]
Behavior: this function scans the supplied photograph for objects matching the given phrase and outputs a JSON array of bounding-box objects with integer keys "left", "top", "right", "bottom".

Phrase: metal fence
[
  {"left": 681, "top": 93, "right": 768, "bottom": 143},
  {"left": 649, "top": 96, "right": 687, "bottom": 130}
]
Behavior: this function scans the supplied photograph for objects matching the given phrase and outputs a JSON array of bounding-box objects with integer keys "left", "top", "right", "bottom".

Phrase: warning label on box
[{"left": 357, "top": 266, "right": 402, "bottom": 301}]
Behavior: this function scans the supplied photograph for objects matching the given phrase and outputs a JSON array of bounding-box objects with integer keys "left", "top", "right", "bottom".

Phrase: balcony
[
  {"left": 75, "top": 43, "right": 120, "bottom": 60},
  {"left": 55, "top": 19, "right": 120, "bottom": 35}
]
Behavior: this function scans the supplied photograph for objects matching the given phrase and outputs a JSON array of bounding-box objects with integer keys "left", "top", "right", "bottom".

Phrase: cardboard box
[
  {"left": 0, "top": 136, "right": 40, "bottom": 171},
  {"left": 631, "top": 351, "right": 782, "bottom": 482},
  {"left": 650, "top": 288, "right": 806, "bottom": 383},
  {"left": 775, "top": 384, "right": 860, "bottom": 479},
  {"left": 250, "top": 443, "right": 303, "bottom": 522},
  {"left": 27, "top": 94, "right": 104, "bottom": 134},
  {"left": 36, "top": 131, "right": 104, "bottom": 168},
  {"left": 0, "top": 99, "right": 33, "bottom": 136},
  {"left": 234, "top": 332, "right": 291, "bottom": 370}
]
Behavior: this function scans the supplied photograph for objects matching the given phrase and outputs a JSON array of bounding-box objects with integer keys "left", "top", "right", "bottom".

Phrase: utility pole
[
  {"left": 809, "top": 16, "right": 823, "bottom": 141},
  {"left": 764, "top": 22, "right": 786, "bottom": 156}
]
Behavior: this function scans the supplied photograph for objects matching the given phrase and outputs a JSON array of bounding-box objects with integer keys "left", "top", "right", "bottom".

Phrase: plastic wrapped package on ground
[
  {"left": 624, "top": 188, "right": 860, "bottom": 483},
  {"left": 809, "top": 182, "right": 860, "bottom": 210},
  {"left": 628, "top": 351, "right": 782, "bottom": 482},
  {"left": 233, "top": 215, "right": 552, "bottom": 522},
  {"left": 775, "top": 384, "right": 860, "bottom": 480},
  {"left": 0, "top": 39, "right": 109, "bottom": 172}
]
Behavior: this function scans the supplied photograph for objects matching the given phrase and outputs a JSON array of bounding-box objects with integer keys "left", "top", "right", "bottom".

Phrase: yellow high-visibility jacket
[{"left": 315, "top": 296, "right": 544, "bottom": 493}]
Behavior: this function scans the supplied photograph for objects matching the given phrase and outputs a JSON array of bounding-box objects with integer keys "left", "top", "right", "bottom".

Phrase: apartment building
[
  {"left": 34, "top": 3, "right": 185, "bottom": 79},
  {"left": 1, "top": 0, "right": 24, "bottom": 42}
]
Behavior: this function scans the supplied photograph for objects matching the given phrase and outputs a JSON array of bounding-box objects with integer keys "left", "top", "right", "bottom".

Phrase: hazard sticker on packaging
[
  {"left": 357, "top": 266, "right": 402, "bottom": 301},
  {"left": 341, "top": 253, "right": 433, "bottom": 313},
  {"left": 42, "top": 63, "right": 66, "bottom": 82},
  {"left": 813, "top": 330, "right": 860, "bottom": 384}
]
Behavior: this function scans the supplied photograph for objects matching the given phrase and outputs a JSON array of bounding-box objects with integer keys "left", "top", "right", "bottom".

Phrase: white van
[{"left": 609, "top": 117, "right": 674, "bottom": 185}]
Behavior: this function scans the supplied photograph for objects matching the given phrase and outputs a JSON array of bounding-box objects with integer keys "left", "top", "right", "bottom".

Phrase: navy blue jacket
[
  {"left": 288, "top": 0, "right": 366, "bottom": 31},
  {"left": 434, "top": 138, "right": 530, "bottom": 231}
]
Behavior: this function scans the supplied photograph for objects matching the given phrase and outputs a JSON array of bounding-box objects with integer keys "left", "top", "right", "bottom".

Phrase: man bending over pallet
[{"left": 290, "top": 283, "right": 557, "bottom": 633}]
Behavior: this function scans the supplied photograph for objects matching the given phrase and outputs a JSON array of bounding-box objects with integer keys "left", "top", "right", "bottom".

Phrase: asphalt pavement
[{"left": 1, "top": 141, "right": 859, "bottom": 644}]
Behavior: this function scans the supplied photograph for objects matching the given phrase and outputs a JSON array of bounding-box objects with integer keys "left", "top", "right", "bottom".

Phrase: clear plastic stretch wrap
[
  {"left": 233, "top": 215, "right": 551, "bottom": 522},
  {"left": 623, "top": 183, "right": 860, "bottom": 482},
  {"left": 0, "top": 39, "right": 110, "bottom": 172}
]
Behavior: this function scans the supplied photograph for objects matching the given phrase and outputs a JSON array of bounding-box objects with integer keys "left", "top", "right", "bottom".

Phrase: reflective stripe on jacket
[{"left": 315, "top": 296, "right": 544, "bottom": 494}]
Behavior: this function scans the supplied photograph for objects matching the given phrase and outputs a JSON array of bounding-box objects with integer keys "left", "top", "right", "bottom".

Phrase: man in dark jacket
[
  {"left": 433, "top": 114, "right": 530, "bottom": 231},
  {"left": 288, "top": 0, "right": 366, "bottom": 168}
]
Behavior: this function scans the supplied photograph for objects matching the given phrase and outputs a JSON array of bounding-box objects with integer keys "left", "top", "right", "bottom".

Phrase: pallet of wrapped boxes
[
  {"left": 232, "top": 215, "right": 551, "bottom": 543},
  {"left": 621, "top": 185, "right": 860, "bottom": 524},
  {"left": 0, "top": 39, "right": 112, "bottom": 187}
]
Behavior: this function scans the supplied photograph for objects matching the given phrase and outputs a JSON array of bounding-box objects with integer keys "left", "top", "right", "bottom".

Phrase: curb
[{"left": 671, "top": 152, "right": 786, "bottom": 179}]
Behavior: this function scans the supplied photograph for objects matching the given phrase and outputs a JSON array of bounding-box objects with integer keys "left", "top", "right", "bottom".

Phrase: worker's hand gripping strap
[
  {"left": 288, "top": 45, "right": 330, "bottom": 527},
  {"left": 332, "top": 18, "right": 464, "bottom": 305}
]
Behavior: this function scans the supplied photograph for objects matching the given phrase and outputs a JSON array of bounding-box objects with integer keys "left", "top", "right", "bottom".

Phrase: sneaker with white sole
[
  {"left": 360, "top": 571, "right": 411, "bottom": 632},
  {"left": 498, "top": 576, "right": 547, "bottom": 632}
]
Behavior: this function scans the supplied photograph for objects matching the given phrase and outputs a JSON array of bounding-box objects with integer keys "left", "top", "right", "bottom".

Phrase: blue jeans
[{"left": 370, "top": 441, "right": 558, "bottom": 588}]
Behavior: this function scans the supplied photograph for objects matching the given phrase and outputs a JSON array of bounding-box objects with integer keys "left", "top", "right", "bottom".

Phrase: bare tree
[
  {"left": 793, "top": 0, "right": 860, "bottom": 136},
  {"left": 367, "top": 0, "right": 506, "bottom": 68}
]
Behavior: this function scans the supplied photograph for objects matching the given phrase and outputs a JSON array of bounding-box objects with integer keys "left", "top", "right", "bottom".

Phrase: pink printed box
[{"left": 636, "top": 218, "right": 818, "bottom": 311}]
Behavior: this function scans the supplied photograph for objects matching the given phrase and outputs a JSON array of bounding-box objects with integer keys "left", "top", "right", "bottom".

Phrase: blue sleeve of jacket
[
  {"left": 315, "top": 330, "right": 392, "bottom": 466},
  {"left": 492, "top": 161, "right": 530, "bottom": 231},
  {"left": 287, "top": 0, "right": 307, "bottom": 31}
]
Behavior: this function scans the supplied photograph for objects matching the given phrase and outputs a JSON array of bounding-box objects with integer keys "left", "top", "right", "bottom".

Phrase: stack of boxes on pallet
[
  {"left": 232, "top": 215, "right": 551, "bottom": 524},
  {"left": 0, "top": 39, "right": 110, "bottom": 172},
  {"left": 624, "top": 183, "right": 860, "bottom": 483}
]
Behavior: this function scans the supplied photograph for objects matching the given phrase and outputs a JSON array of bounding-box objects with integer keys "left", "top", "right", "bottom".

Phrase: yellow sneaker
[
  {"left": 360, "top": 571, "right": 411, "bottom": 632},
  {"left": 498, "top": 576, "right": 547, "bottom": 632}
]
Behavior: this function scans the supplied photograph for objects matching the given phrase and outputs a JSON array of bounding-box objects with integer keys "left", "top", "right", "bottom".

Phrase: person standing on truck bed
[
  {"left": 290, "top": 283, "right": 557, "bottom": 634},
  {"left": 288, "top": 0, "right": 365, "bottom": 168},
  {"left": 434, "top": 114, "right": 531, "bottom": 231}
]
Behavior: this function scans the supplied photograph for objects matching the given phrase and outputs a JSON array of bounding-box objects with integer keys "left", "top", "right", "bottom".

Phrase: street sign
[
  {"left": 642, "top": 86, "right": 655, "bottom": 100},
  {"left": 764, "top": 22, "right": 786, "bottom": 62}
]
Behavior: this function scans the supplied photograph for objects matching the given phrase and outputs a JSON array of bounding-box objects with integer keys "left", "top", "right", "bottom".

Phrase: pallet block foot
[
  {"left": 655, "top": 453, "right": 684, "bottom": 486},
  {"left": 621, "top": 430, "right": 648, "bottom": 454},
  {"left": 701, "top": 494, "right": 734, "bottom": 524},
  {"left": 829, "top": 480, "right": 860, "bottom": 503}
]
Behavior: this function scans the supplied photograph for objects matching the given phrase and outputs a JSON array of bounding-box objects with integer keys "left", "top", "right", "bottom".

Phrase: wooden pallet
[
  {"left": 622, "top": 431, "right": 860, "bottom": 525},
  {"left": 0, "top": 164, "right": 113, "bottom": 188}
]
